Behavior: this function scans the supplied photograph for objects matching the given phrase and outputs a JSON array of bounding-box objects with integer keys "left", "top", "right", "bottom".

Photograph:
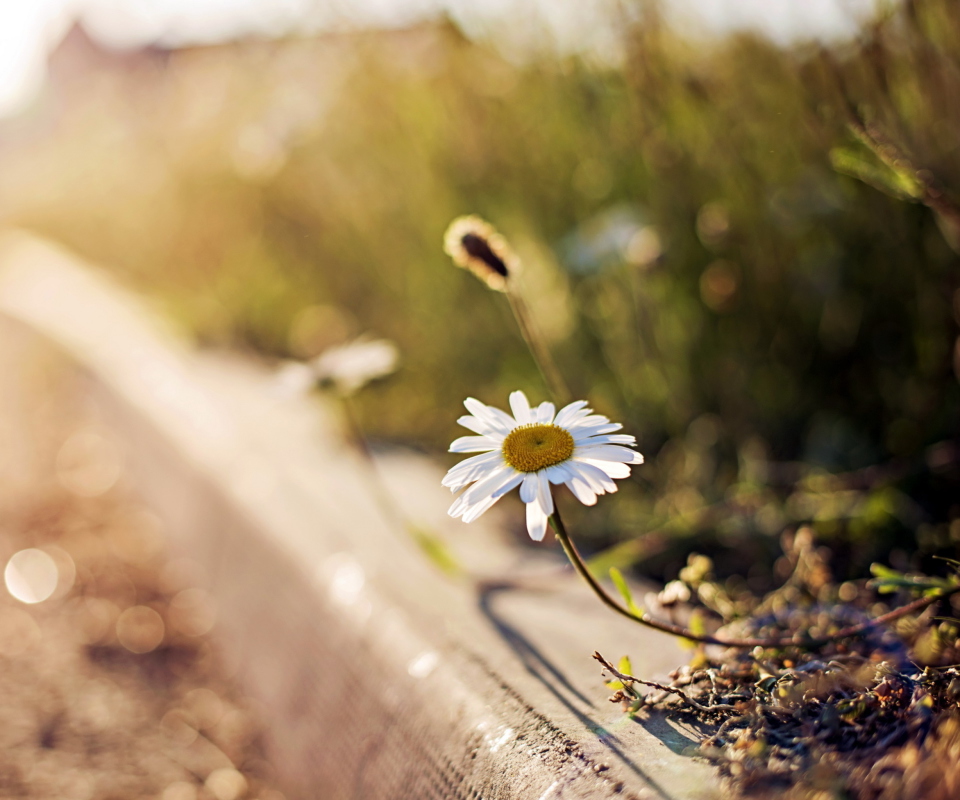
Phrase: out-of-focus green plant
[{"left": 2, "top": 1, "right": 960, "bottom": 580}]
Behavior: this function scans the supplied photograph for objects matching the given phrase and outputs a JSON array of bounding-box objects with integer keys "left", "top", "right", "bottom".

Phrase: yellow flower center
[{"left": 502, "top": 424, "right": 575, "bottom": 473}]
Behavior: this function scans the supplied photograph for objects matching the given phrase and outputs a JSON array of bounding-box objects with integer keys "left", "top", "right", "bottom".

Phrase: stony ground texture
[{"left": 0, "top": 482, "right": 285, "bottom": 800}]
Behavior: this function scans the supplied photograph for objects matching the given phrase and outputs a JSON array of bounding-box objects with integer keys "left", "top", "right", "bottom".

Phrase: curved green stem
[{"left": 548, "top": 507, "right": 960, "bottom": 650}]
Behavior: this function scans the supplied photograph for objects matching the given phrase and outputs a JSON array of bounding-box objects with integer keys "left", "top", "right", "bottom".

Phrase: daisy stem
[
  {"left": 548, "top": 508, "right": 688, "bottom": 634},
  {"left": 548, "top": 508, "right": 960, "bottom": 649},
  {"left": 506, "top": 289, "right": 572, "bottom": 406}
]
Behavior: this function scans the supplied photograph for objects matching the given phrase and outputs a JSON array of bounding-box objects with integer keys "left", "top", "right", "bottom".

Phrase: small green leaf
[
  {"left": 869, "top": 563, "right": 901, "bottom": 579},
  {"left": 830, "top": 143, "right": 922, "bottom": 201},
  {"left": 408, "top": 525, "right": 462, "bottom": 576},
  {"left": 873, "top": 583, "right": 898, "bottom": 595},
  {"left": 688, "top": 609, "right": 707, "bottom": 638},
  {"left": 609, "top": 568, "right": 644, "bottom": 617},
  {"left": 618, "top": 655, "right": 633, "bottom": 676},
  {"left": 868, "top": 563, "right": 953, "bottom": 595},
  {"left": 677, "top": 610, "right": 708, "bottom": 651},
  {"left": 755, "top": 676, "right": 778, "bottom": 693}
]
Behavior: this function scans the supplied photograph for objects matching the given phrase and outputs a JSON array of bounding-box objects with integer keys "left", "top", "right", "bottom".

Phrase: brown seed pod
[{"left": 443, "top": 215, "right": 518, "bottom": 292}]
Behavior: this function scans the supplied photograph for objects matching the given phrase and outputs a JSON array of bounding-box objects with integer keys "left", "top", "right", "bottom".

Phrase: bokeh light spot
[
  {"left": 168, "top": 588, "right": 217, "bottom": 637},
  {"left": 160, "top": 708, "right": 199, "bottom": 747},
  {"left": 182, "top": 687, "right": 224, "bottom": 730},
  {"left": 161, "top": 782, "right": 198, "bottom": 800},
  {"left": 5, "top": 548, "right": 59, "bottom": 604},
  {"left": 326, "top": 554, "right": 365, "bottom": 607},
  {"left": 205, "top": 768, "right": 248, "bottom": 800},
  {"left": 407, "top": 650, "right": 439, "bottom": 679},
  {"left": 116, "top": 605, "right": 165, "bottom": 653}
]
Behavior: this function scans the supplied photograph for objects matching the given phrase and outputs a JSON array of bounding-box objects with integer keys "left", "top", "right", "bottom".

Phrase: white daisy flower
[{"left": 443, "top": 390, "right": 644, "bottom": 541}]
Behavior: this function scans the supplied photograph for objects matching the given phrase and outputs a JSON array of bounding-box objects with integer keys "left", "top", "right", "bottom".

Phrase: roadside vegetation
[{"left": 3, "top": 1, "right": 960, "bottom": 793}]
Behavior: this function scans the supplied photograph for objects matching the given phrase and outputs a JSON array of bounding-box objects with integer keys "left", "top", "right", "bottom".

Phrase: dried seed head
[{"left": 443, "top": 215, "right": 518, "bottom": 292}]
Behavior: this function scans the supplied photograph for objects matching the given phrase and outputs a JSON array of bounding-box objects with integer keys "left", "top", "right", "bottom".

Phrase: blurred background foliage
[{"left": 2, "top": 0, "right": 960, "bottom": 586}]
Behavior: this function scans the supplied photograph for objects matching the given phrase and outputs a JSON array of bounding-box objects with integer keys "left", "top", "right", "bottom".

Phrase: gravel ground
[{"left": 0, "top": 473, "right": 285, "bottom": 800}]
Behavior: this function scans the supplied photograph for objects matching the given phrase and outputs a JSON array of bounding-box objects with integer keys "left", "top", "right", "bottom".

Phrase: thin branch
[
  {"left": 703, "top": 714, "right": 751, "bottom": 746},
  {"left": 593, "top": 652, "right": 739, "bottom": 714}
]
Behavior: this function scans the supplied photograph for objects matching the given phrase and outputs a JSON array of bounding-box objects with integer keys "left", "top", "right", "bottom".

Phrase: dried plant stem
[
  {"left": 548, "top": 507, "right": 960, "bottom": 650},
  {"left": 592, "top": 652, "right": 739, "bottom": 714},
  {"left": 506, "top": 288, "right": 572, "bottom": 405}
]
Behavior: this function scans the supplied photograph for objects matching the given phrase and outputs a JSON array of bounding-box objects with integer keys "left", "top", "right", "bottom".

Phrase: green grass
[{"left": 3, "top": 2, "right": 960, "bottom": 575}]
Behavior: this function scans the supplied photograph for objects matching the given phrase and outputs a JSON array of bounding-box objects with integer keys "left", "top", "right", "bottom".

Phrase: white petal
[
  {"left": 463, "top": 398, "right": 514, "bottom": 435},
  {"left": 448, "top": 492, "right": 474, "bottom": 518},
  {"left": 445, "top": 448, "right": 502, "bottom": 470},
  {"left": 486, "top": 407, "right": 519, "bottom": 431},
  {"left": 569, "top": 460, "right": 618, "bottom": 494},
  {"left": 492, "top": 472, "right": 525, "bottom": 499},
  {"left": 526, "top": 501, "right": 549, "bottom": 541},
  {"left": 449, "top": 435, "right": 500, "bottom": 453},
  {"left": 462, "top": 397, "right": 495, "bottom": 420},
  {"left": 567, "top": 414, "right": 611, "bottom": 430},
  {"left": 565, "top": 475, "right": 598, "bottom": 506},
  {"left": 579, "top": 458, "right": 631, "bottom": 479},
  {"left": 554, "top": 400, "right": 590, "bottom": 428},
  {"left": 519, "top": 472, "right": 539, "bottom": 503},
  {"left": 584, "top": 433, "right": 637, "bottom": 445},
  {"left": 544, "top": 462, "right": 576, "bottom": 484},
  {"left": 442, "top": 451, "right": 502, "bottom": 490},
  {"left": 464, "top": 465, "right": 520, "bottom": 505},
  {"left": 574, "top": 444, "right": 644, "bottom": 463},
  {"left": 537, "top": 471, "right": 554, "bottom": 517},
  {"left": 535, "top": 401, "right": 556, "bottom": 424},
  {"left": 462, "top": 492, "right": 504, "bottom": 523},
  {"left": 449, "top": 486, "right": 507, "bottom": 522},
  {"left": 558, "top": 408, "right": 594, "bottom": 428},
  {"left": 457, "top": 415, "right": 504, "bottom": 437},
  {"left": 509, "top": 390, "right": 533, "bottom": 424},
  {"left": 573, "top": 423, "right": 623, "bottom": 442}
]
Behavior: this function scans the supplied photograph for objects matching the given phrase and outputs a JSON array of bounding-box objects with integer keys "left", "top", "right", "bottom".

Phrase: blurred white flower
[
  {"left": 275, "top": 360, "right": 317, "bottom": 396},
  {"left": 276, "top": 337, "right": 399, "bottom": 396},
  {"left": 314, "top": 337, "right": 399, "bottom": 394},
  {"left": 443, "top": 390, "right": 643, "bottom": 541}
]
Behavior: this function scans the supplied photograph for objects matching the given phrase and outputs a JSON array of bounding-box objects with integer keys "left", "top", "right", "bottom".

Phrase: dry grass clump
[{"left": 597, "top": 532, "right": 960, "bottom": 798}]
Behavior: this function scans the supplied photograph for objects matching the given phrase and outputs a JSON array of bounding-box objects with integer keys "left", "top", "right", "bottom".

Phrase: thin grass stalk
[{"left": 506, "top": 288, "right": 572, "bottom": 406}]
